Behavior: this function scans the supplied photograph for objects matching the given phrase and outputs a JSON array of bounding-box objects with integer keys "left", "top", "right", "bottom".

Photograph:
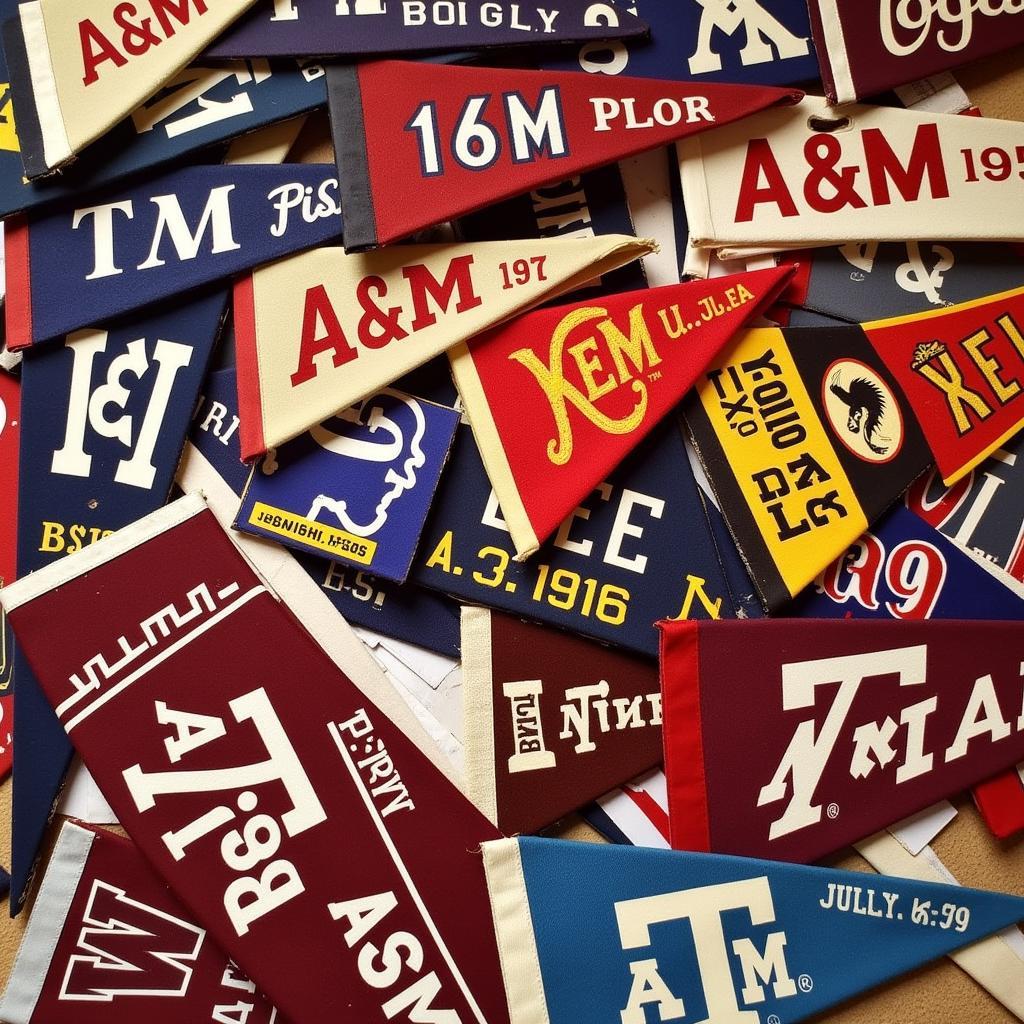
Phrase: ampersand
[
  {"left": 114, "top": 3, "right": 161, "bottom": 56},
  {"left": 803, "top": 135, "right": 867, "bottom": 214},
  {"left": 357, "top": 276, "right": 408, "bottom": 349}
]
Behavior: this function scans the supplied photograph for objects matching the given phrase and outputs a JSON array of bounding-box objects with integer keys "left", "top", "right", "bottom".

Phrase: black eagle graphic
[{"left": 829, "top": 371, "right": 892, "bottom": 456}]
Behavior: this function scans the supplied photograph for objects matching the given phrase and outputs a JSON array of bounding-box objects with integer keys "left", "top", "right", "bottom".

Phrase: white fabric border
[
  {"left": 461, "top": 606, "right": 497, "bottom": 825},
  {"left": 19, "top": 1, "right": 71, "bottom": 170}
]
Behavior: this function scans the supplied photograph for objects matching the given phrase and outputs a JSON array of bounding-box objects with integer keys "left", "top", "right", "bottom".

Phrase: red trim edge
[
  {"left": 233, "top": 275, "right": 266, "bottom": 461},
  {"left": 5, "top": 216, "right": 33, "bottom": 350}
]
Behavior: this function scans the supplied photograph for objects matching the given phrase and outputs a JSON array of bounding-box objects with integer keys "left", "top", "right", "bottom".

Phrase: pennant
[
  {"left": 412, "top": 418, "right": 737, "bottom": 657},
  {"left": 0, "top": 820, "right": 279, "bottom": 1024},
  {"left": 2, "top": 0, "right": 260, "bottom": 177},
  {"left": 462, "top": 607, "right": 661, "bottom": 835},
  {"left": 235, "top": 388, "right": 460, "bottom": 583},
  {"left": 680, "top": 98, "right": 1024, "bottom": 254},
  {"left": 10, "top": 292, "right": 226, "bottom": 915},
  {"left": 481, "top": 835, "right": 1024, "bottom": 1024},
  {"left": 0, "top": 369, "right": 18, "bottom": 780},
  {"left": 0, "top": 493, "right": 509, "bottom": 1024},
  {"left": 661, "top": 618, "right": 1024, "bottom": 863},
  {"left": 5, "top": 162, "right": 342, "bottom": 348},
  {"left": 451, "top": 267, "right": 793, "bottom": 558},
  {"left": 808, "top": 0, "right": 1024, "bottom": 104},
  {"left": 457, "top": 164, "right": 648, "bottom": 298},
  {"left": 205, "top": 0, "right": 648, "bottom": 58},
  {"left": 542, "top": 0, "right": 817, "bottom": 86},
  {"left": 328, "top": 60, "right": 802, "bottom": 250},
  {"left": 234, "top": 234, "right": 654, "bottom": 457},
  {"left": 191, "top": 366, "right": 463, "bottom": 658}
]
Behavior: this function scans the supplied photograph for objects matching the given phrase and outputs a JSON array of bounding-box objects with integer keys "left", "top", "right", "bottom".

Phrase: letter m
[
  {"left": 688, "top": 0, "right": 810, "bottom": 75},
  {"left": 59, "top": 880, "right": 205, "bottom": 1001},
  {"left": 137, "top": 184, "right": 241, "bottom": 270},
  {"left": 150, "top": 0, "right": 209, "bottom": 36}
]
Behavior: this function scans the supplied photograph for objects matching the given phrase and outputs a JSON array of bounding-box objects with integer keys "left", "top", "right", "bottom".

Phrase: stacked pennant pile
[{"left": 1, "top": 2, "right": 1024, "bottom": 1023}]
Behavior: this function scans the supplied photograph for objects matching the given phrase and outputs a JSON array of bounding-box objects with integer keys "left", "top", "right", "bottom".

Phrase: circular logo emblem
[{"left": 822, "top": 360, "right": 903, "bottom": 464}]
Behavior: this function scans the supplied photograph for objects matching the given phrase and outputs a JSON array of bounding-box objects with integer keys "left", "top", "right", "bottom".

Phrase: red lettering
[
  {"left": 863, "top": 123, "right": 950, "bottom": 206},
  {"left": 402, "top": 255, "right": 482, "bottom": 331},
  {"left": 290, "top": 285, "right": 358, "bottom": 387},
  {"left": 905, "top": 470, "right": 971, "bottom": 529},
  {"left": 150, "top": 0, "right": 208, "bottom": 36},
  {"left": 79, "top": 19, "right": 127, "bottom": 86},
  {"left": 818, "top": 533, "right": 884, "bottom": 610},
  {"left": 885, "top": 540, "right": 945, "bottom": 619},
  {"left": 734, "top": 139, "right": 798, "bottom": 224}
]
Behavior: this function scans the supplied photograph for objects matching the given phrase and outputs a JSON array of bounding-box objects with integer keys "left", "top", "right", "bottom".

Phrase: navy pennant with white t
[
  {"left": 10, "top": 291, "right": 227, "bottom": 915},
  {"left": 483, "top": 836, "right": 1024, "bottom": 1024},
  {"left": 5, "top": 163, "right": 343, "bottom": 348}
]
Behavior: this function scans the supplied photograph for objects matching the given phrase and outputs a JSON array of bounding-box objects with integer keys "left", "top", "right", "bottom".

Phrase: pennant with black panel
[
  {"left": 0, "top": 493, "right": 510, "bottom": 1024},
  {"left": 10, "top": 291, "right": 226, "bottom": 915},
  {"left": 205, "top": 0, "right": 647, "bottom": 58},
  {"left": 462, "top": 606, "right": 661, "bottom": 835},
  {"left": 2, "top": 0, "right": 260, "bottom": 177},
  {"left": 5, "top": 162, "right": 343, "bottom": 348},
  {"left": 0, "top": 820, "right": 280, "bottom": 1024},
  {"left": 542, "top": 0, "right": 817, "bottom": 86},
  {"left": 328, "top": 59, "right": 802, "bottom": 250},
  {"left": 0, "top": 369, "right": 18, "bottom": 780},
  {"left": 451, "top": 267, "right": 793, "bottom": 558},
  {"left": 235, "top": 388, "right": 460, "bottom": 583},
  {"left": 680, "top": 98, "right": 1024, "bottom": 255},
  {"left": 661, "top": 618, "right": 1024, "bottom": 864},
  {"left": 482, "top": 835, "right": 1024, "bottom": 1024},
  {"left": 808, "top": 0, "right": 1024, "bottom": 105},
  {"left": 234, "top": 234, "right": 654, "bottom": 458},
  {"left": 412, "top": 418, "right": 739, "bottom": 657}
]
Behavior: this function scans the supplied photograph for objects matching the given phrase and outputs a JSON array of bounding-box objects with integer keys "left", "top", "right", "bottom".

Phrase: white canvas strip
[
  {"left": 814, "top": 0, "right": 857, "bottom": 104},
  {"left": 19, "top": 1, "right": 71, "bottom": 169},
  {"left": 461, "top": 606, "right": 497, "bottom": 825}
]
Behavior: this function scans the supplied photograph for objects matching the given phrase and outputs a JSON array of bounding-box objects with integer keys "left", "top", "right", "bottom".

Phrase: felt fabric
[
  {"left": 808, "top": 0, "right": 1024, "bottom": 104},
  {"left": 328, "top": 59, "right": 802, "bottom": 250},
  {"left": 450, "top": 267, "right": 793, "bottom": 558},
  {"left": 233, "top": 235, "right": 654, "bottom": 458},
  {"left": 0, "top": 495, "right": 510, "bottom": 1024},
  {"left": 660, "top": 618, "right": 1024, "bottom": 864},
  {"left": 205, "top": 0, "right": 648, "bottom": 58},
  {"left": 5, "top": 163, "right": 343, "bottom": 348},
  {"left": 680, "top": 98, "right": 1024, "bottom": 253},
  {"left": 482, "top": 835, "right": 1024, "bottom": 1024},
  {"left": 0, "top": 371, "right": 17, "bottom": 781},
  {"left": 3, "top": 0, "right": 260, "bottom": 177},
  {"left": 0, "top": 820, "right": 280, "bottom": 1024},
  {"left": 462, "top": 607, "right": 661, "bottom": 835}
]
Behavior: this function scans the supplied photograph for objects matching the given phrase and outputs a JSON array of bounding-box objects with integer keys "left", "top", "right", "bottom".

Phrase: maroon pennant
[
  {"left": 0, "top": 819, "right": 279, "bottom": 1024},
  {"left": 462, "top": 607, "right": 661, "bottom": 835},
  {"left": 660, "top": 618, "right": 1024, "bottom": 864},
  {"left": 0, "top": 494, "right": 509, "bottom": 1024}
]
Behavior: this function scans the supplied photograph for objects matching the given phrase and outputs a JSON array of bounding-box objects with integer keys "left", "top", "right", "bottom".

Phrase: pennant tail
[
  {"left": 450, "top": 342, "right": 539, "bottom": 560},
  {"left": 658, "top": 621, "right": 712, "bottom": 852},
  {"left": 807, "top": 0, "right": 854, "bottom": 104},
  {"left": 4, "top": 215, "right": 32, "bottom": 350},
  {"left": 461, "top": 606, "right": 500, "bottom": 827},
  {"left": 328, "top": 65, "right": 379, "bottom": 253},
  {"left": 233, "top": 276, "right": 267, "bottom": 462},
  {"left": 974, "top": 768, "right": 1024, "bottom": 840},
  {"left": 481, "top": 839, "right": 552, "bottom": 1024}
]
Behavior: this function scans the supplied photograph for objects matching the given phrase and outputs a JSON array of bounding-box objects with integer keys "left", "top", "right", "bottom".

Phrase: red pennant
[
  {"left": 462, "top": 607, "right": 660, "bottom": 835},
  {"left": 451, "top": 267, "right": 793, "bottom": 557},
  {"left": 329, "top": 60, "right": 802, "bottom": 249},
  {"left": 974, "top": 770, "right": 1024, "bottom": 840},
  {"left": 0, "top": 820, "right": 279, "bottom": 1024},
  {"left": 0, "top": 495, "right": 508, "bottom": 1024},
  {"left": 660, "top": 618, "right": 1024, "bottom": 864}
]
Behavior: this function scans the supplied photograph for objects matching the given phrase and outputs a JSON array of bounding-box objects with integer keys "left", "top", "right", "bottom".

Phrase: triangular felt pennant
[
  {"left": 5, "top": 162, "right": 343, "bottom": 349},
  {"left": 679, "top": 97, "right": 1024, "bottom": 254},
  {"left": 660, "top": 618, "right": 1024, "bottom": 864},
  {"left": 412, "top": 417, "right": 737, "bottom": 657},
  {"left": 233, "top": 234, "right": 654, "bottom": 458},
  {"left": 205, "top": 0, "right": 648, "bottom": 58},
  {"left": 793, "top": 503, "right": 1024, "bottom": 621},
  {"left": 327, "top": 60, "right": 802, "bottom": 250},
  {"left": 1, "top": 0, "right": 260, "bottom": 178},
  {"left": 462, "top": 606, "right": 661, "bottom": 835},
  {"left": 808, "top": 0, "right": 1024, "bottom": 104},
  {"left": 542, "top": 0, "right": 817, "bottom": 86},
  {"left": 0, "top": 369, "right": 18, "bottom": 780},
  {"left": 234, "top": 388, "right": 461, "bottom": 583},
  {"left": 0, "top": 820, "right": 280, "bottom": 1024},
  {"left": 451, "top": 266, "right": 793, "bottom": 558},
  {"left": 0, "top": 494, "right": 510, "bottom": 1024},
  {"left": 974, "top": 769, "right": 1024, "bottom": 840},
  {"left": 10, "top": 291, "right": 226, "bottom": 916},
  {"left": 481, "top": 836, "right": 1024, "bottom": 1024}
]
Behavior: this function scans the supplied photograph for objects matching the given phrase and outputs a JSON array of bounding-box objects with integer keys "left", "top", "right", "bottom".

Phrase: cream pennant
[
  {"left": 235, "top": 234, "right": 654, "bottom": 458},
  {"left": 680, "top": 97, "right": 1024, "bottom": 255},
  {"left": 5, "top": 0, "right": 259, "bottom": 177}
]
